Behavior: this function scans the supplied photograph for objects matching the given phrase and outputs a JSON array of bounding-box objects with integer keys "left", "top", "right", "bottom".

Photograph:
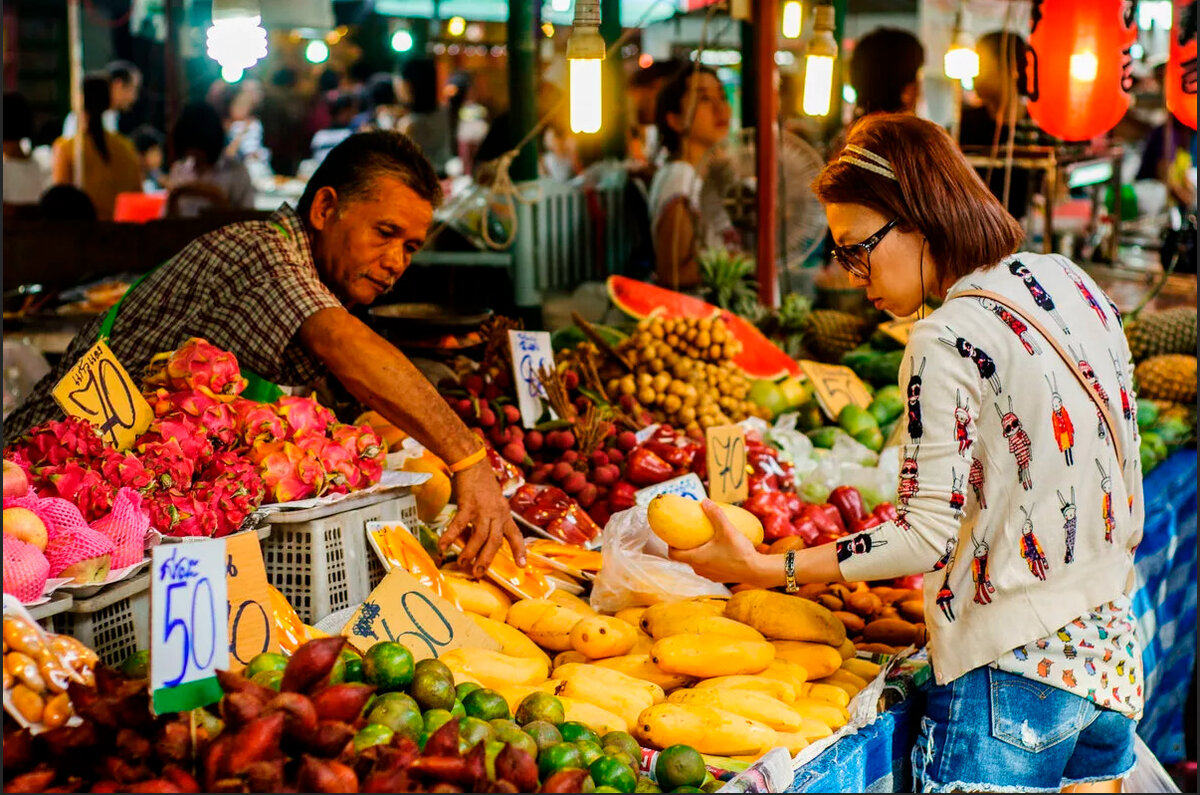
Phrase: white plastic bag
[
  {"left": 589, "top": 506, "right": 730, "bottom": 612},
  {"left": 1121, "top": 734, "right": 1181, "bottom": 793}
]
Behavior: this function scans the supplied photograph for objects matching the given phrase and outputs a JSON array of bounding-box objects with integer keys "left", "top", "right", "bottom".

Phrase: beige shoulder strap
[{"left": 953, "top": 288, "right": 1125, "bottom": 471}]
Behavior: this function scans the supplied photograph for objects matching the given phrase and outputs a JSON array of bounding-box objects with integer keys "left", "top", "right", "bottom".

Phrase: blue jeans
[{"left": 912, "top": 666, "right": 1138, "bottom": 792}]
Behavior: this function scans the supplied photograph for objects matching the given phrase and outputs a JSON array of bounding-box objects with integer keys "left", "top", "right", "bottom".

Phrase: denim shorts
[{"left": 912, "top": 666, "right": 1138, "bottom": 792}]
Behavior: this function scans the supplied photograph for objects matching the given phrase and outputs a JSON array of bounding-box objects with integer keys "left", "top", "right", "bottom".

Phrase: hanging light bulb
[
  {"left": 207, "top": 0, "right": 268, "bottom": 77},
  {"left": 802, "top": 3, "right": 837, "bottom": 116},
  {"left": 943, "top": 3, "right": 978, "bottom": 82},
  {"left": 305, "top": 39, "right": 330, "bottom": 64},
  {"left": 447, "top": 16, "right": 467, "bottom": 37},
  {"left": 782, "top": 1, "right": 803, "bottom": 39},
  {"left": 391, "top": 29, "right": 414, "bottom": 52},
  {"left": 567, "top": 0, "right": 604, "bottom": 134}
]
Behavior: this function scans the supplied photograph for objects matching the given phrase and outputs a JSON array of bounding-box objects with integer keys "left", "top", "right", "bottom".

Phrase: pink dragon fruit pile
[{"left": 5, "top": 338, "right": 387, "bottom": 539}]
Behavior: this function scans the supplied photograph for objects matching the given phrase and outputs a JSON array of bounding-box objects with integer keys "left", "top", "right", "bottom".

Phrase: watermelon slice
[{"left": 606, "top": 276, "right": 801, "bottom": 380}]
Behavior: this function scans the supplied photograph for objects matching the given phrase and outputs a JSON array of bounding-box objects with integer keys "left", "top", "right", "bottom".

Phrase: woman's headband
[{"left": 838, "top": 144, "right": 898, "bottom": 180}]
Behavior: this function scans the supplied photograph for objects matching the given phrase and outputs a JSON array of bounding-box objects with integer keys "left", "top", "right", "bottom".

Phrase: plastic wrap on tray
[
  {"left": 508, "top": 483, "right": 602, "bottom": 546},
  {"left": 2, "top": 595, "right": 96, "bottom": 733}
]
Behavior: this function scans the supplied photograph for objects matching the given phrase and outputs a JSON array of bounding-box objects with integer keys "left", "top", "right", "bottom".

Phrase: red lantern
[
  {"left": 1024, "top": 0, "right": 1138, "bottom": 141},
  {"left": 1166, "top": 0, "right": 1197, "bottom": 130}
]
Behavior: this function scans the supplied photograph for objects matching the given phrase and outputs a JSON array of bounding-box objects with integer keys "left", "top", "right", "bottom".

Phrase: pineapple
[
  {"left": 803, "top": 309, "right": 873, "bottom": 363},
  {"left": 699, "top": 247, "right": 759, "bottom": 317},
  {"left": 1134, "top": 354, "right": 1197, "bottom": 404},
  {"left": 1125, "top": 307, "right": 1197, "bottom": 362}
]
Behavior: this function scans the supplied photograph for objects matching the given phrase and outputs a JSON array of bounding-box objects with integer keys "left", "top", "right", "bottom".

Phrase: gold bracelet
[
  {"left": 447, "top": 447, "right": 488, "bottom": 474},
  {"left": 784, "top": 550, "right": 799, "bottom": 593}
]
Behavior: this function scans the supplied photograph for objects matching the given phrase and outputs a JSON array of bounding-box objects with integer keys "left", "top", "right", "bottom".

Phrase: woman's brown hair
[{"left": 813, "top": 114, "right": 1024, "bottom": 282}]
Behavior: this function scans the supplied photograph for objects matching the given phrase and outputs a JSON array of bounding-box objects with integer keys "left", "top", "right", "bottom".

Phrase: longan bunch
[{"left": 629, "top": 315, "right": 742, "bottom": 365}]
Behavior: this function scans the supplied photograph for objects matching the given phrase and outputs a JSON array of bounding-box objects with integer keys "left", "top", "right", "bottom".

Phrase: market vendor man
[{"left": 6, "top": 130, "right": 524, "bottom": 575}]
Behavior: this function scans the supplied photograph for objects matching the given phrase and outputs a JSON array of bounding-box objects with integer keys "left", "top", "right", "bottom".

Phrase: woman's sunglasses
[{"left": 832, "top": 218, "right": 898, "bottom": 280}]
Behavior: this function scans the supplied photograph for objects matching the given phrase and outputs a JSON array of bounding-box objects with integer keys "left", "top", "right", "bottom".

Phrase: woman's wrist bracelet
[
  {"left": 447, "top": 447, "right": 488, "bottom": 474},
  {"left": 784, "top": 550, "right": 799, "bottom": 593}
]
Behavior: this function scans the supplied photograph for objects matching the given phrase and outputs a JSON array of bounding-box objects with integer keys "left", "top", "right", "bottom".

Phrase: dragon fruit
[
  {"left": 97, "top": 449, "right": 154, "bottom": 493},
  {"left": 249, "top": 440, "right": 325, "bottom": 502},
  {"left": 150, "top": 390, "right": 240, "bottom": 447},
  {"left": 144, "top": 413, "right": 215, "bottom": 465},
  {"left": 160, "top": 337, "right": 247, "bottom": 396},
  {"left": 236, "top": 401, "right": 288, "bottom": 446},
  {"left": 137, "top": 437, "right": 196, "bottom": 491},
  {"left": 44, "top": 526, "right": 114, "bottom": 583},
  {"left": 39, "top": 462, "right": 115, "bottom": 522},
  {"left": 92, "top": 487, "right": 150, "bottom": 567},
  {"left": 196, "top": 452, "right": 267, "bottom": 536},
  {"left": 273, "top": 395, "right": 337, "bottom": 441},
  {"left": 2, "top": 537, "right": 49, "bottom": 602},
  {"left": 295, "top": 435, "right": 360, "bottom": 494},
  {"left": 146, "top": 491, "right": 212, "bottom": 537},
  {"left": 329, "top": 423, "right": 386, "bottom": 488},
  {"left": 6, "top": 417, "right": 107, "bottom": 468}
]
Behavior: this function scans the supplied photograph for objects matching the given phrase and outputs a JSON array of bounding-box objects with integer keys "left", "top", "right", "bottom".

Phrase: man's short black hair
[
  {"left": 130, "top": 124, "right": 163, "bottom": 154},
  {"left": 173, "top": 102, "right": 227, "bottom": 166},
  {"left": 654, "top": 64, "right": 720, "bottom": 157},
  {"left": 4, "top": 92, "right": 33, "bottom": 142},
  {"left": 297, "top": 129, "right": 442, "bottom": 220},
  {"left": 39, "top": 185, "right": 96, "bottom": 221},
  {"left": 976, "top": 30, "right": 1028, "bottom": 74},
  {"left": 107, "top": 59, "right": 141, "bottom": 85},
  {"left": 849, "top": 27, "right": 925, "bottom": 115}
]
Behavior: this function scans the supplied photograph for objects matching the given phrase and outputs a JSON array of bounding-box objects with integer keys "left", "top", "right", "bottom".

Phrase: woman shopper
[{"left": 673, "top": 114, "right": 1142, "bottom": 794}]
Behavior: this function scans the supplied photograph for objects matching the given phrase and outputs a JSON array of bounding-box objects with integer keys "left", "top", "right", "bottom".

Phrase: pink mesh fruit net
[
  {"left": 91, "top": 487, "right": 150, "bottom": 568},
  {"left": 27, "top": 497, "right": 90, "bottom": 540},
  {"left": 44, "top": 526, "right": 115, "bottom": 577},
  {"left": 3, "top": 537, "right": 50, "bottom": 602}
]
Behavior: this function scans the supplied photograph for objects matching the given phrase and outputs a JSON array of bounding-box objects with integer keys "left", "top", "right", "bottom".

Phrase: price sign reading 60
[{"left": 151, "top": 540, "right": 228, "bottom": 714}]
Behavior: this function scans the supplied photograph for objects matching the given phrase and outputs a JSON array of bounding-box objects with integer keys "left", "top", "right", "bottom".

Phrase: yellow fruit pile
[{"left": 440, "top": 584, "right": 876, "bottom": 761}]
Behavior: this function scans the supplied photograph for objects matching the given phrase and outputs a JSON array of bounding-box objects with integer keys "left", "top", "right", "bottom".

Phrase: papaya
[
  {"left": 647, "top": 495, "right": 764, "bottom": 550},
  {"left": 650, "top": 635, "right": 775, "bottom": 678},
  {"left": 614, "top": 607, "right": 647, "bottom": 627},
  {"left": 439, "top": 648, "right": 549, "bottom": 691},
  {"left": 571, "top": 616, "right": 639, "bottom": 659},
  {"left": 806, "top": 682, "right": 851, "bottom": 707},
  {"left": 645, "top": 613, "right": 765, "bottom": 643},
  {"left": 838, "top": 658, "right": 882, "bottom": 680},
  {"left": 554, "top": 650, "right": 589, "bottom": 668},
  {"left": 790, "top": 698, "right": 848, "bottom": 730},
  {"left": 558, "top": 696, "right": 629, "bottom": 735},
  {"left": 693, "top": 675, "right": 796, "bottom": 703},
  {"left": 443, "top": 573, "right": 512, "bottom": 622},
  {"left": 506, "top": 599, "right": 586, "bottom": 651},
  {"left": 592, "top": 654, "right": 695, "bottom": 692},
  {"left": 759, "top": 659, "right": 809, "bottom": 693},
  {"left": 401, "top": 453, "right": 452, "bottom": 522},
  {"left": 469, "top": 614, "right": 552, "bottom": 669},
  {"left": 557, "top": 677, "right": 655, "bottom": 727},
  {"left": 548, "top": 589, "right": 598, "bottom": 617},
  {"left": 640, "top": 599, "right": 726, "bottom": 636},
  {"left": 771, "top": 642, "right": 843, "bottom": 680},
  {"left": 724, "top": 591, "right": 846, "bottom": 646},
  {"left": 633, "top": 703, "right": 776, "bottom": 756},
  {"left": 552, "top": 663, "right": 666, "bottom": 705},
  {"left": 667, "top": 688, "right": 806, "bottom": 731}
]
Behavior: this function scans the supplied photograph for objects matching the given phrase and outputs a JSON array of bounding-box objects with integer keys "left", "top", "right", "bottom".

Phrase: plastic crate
[
  {"left": 51, "top": 573, "right": 150, "bottom": 669},
  {"left": 260, "top": 491, "right": 418, "bottom": 624}
]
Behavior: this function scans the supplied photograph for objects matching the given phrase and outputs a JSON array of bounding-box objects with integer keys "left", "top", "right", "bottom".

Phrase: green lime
[
  {"left": 343, "top": 657, "right": 364, "bottom": 683},
  {"left": 250, "top": 669, "right": 283, "bottom": 692},
  {"left": 450, "top": 699, "right": 466, "bottom": 720},
  {"left": 701, "top": 778, "right": 724, "bottom": 793},
  {"left": 559, "top": 721, "right": 601, "bottom": 746},
  {"left": 371, "top": 691, "right": 419, "bottom": 713},
  {"left": 362, "top": 641, "right": 415, "bottom": 692},
  {"left": 324, "top": 654, "right": 347, "bottom": 686},
  {"left": 119, "top": 649, "right": 151, "bottom": 679},
  {"left": 655, "top": 746, "right": 706, "bottom": 791},
  {"left": 491, "top": 719, "right": 538, "bottom": 758},
  {"left": 602, "top": 732, "right": 641, "bottom": 763},
  {"left": 456, "top": 681, "right": 482, "bottom": 701},
  {"left": 423, "top": 708, "right": 455, "bottom": 735},
  {"left": 590, "top": 755, "right": 638, "bottom": 793},
  {"left": 636, "top": 776, "right": 662, "bottom": 793},
  {"left": 578, "top": 740, "right": 604, "bottom": 765},
  {"left": 244, "top": 651, "right": 288, "bottom": 680},
  {"left": 538, "top": 742, "right": 585, "bottom": 780},
  {"left": 516, "top": 691, "right": 566, "bottom": 726},
  {"left": 459, "top": 716, "right": 494, "bottom": 750},
  {"left": 353, "top": 723, "right": 394, "bottom": 752},
  {"left": 606, "top": 751, "right": 640, "bottom": 779},
  {"left": 411, "top": 665, "right": 457, "bottom": 712},
  {"left": 524, "top": 720, "right": 563, "bottom": 754},
  {"left": 414, "top": 657, "right": 454, "bottom": 683},
  {"left": 462, "top": 688, "right": 511, "bottom": 721},
  {"left": 367, "top": 699, "right": 423, "bottom": 741}
]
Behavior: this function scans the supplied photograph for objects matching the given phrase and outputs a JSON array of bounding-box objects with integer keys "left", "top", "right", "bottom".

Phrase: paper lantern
[
  {"left": 1024, "top": 0, "right": 1137, "bottom": 141},
  {"left": 1166, "top": 0, "right": 1197, "bottom": 129}
]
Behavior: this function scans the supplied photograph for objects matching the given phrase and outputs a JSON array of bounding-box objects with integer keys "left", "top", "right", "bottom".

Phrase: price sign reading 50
[{"left": 151, "top": 540, "right": 228, "bottom": 714}]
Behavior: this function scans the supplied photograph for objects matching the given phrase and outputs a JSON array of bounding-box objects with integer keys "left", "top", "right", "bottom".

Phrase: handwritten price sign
[
  {"left": 635, "top": 473, "right": 707, "bottom": 507},
  {"left": 507, "top": 330, "right": 555, "bottom": 428},
  {"left": 224, "top": 532, "right": 277, "bottom": 672},
  {"left": 51, "top": 341, "right": 154, "bottom": 450},
  {"left": 705, "top": 424, "right": 748, "bottom": 504},
  {"left": 150, "top": 540, "right": 228, "bottom": 714},
  {"left": 797, "top": 360, "right": 873, "bottom": 421},
  {"left": 341, "top": 568, "right": 499, "bottom": 659}
]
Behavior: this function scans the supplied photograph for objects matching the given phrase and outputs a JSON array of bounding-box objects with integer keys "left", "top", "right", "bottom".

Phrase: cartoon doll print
[
  {"left": 1014, "top": 646, "right": 1029, "bottom": 661},
  {"left": 1064, "top": 644, "right": 1078, "bottom": 660},
  {"left": 1097, "top": 459, "right": 1116, "bottom": 543},
  {"left": 932, "top": 539, "right": 958, "bottom": 622},
  {"left": 950, "top": 468, "right": 966, "bottom": 520},
  {"left": 1085, "top": 657, "right": 1097, "bottom": 676},
  {"left": 1062, "top": 264, "right": 1110, "bottom": 329},
  {"left": 898, "top": 445, "right": 920, "bottom": 505},
  {"left": 975, "top": 293, "right": 1043, "bottom": 355},
  {"left": 1057, "top": 628, "right": 1072, "bottom": 643},
  {"left": 1037, "top": 658, "right": 1054, "bottom": 678},
  {"left": 969, "top": 456, "right": 987, "bottom": 508},
  {"left": 1069, "top": 344, "right": 1111, "bottom": 440},
  {"left": 1063, "top": 669, "right": 1078, "bottom": 688},
  {"left": 1045, "top": 373, "right": 1076, "bottom": 465},
  {"left": 953, "top": 390, "right": 972, "bottom": 456},
  {"left": 1109, "top": 349, "right": 1133, "bottom": 422},
  {"left": 931, "top": 538, "right": 956, "bottom": 571},
  {"left": 907, "top": 357, "right": 926, "bottom": 440},
  {"left": 1008, "top": 258, "right": 1070, "bottom": 334},
  {"left": 971, "top": 538, "right": 995, "bottom": 605},
  {"left": 1106, "top": 295, "right": 1124, "bottom": 328},
  {"left": 1018, "top": 505, "right": 1049, "bottom": 580},
  {"left": 835, "top": 530, "right": 888, "bottom": 564},
  {"left": 1058, "top": 487, "right": 1078, "bottom": 564},
  {"left": 995, "top": 397, "right": 1034, "bottom": 490},
  {"left": 938, "top": 327, "right": 1002, "bottom": 394}
]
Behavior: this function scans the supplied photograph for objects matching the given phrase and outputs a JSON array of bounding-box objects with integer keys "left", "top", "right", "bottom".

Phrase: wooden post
[
  {"left": 508, "top": 0, "right": 538, "bottom": 182},
  {"left": 753, "top": 0, "right": 779, "bottom": 308},
  {"left": 163, "top": 0, "right": 182, "bottom": 164},
  {"left": 67, "top": 0, "right": 83, "bottom": 189}
]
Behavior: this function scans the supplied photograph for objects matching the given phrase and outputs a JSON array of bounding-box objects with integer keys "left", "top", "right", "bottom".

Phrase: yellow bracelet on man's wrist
[{"left": 447, "top": 447, "right": 488, "bottom": 474}]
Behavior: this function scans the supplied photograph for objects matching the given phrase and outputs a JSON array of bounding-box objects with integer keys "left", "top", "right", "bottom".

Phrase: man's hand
[{"left": 439, "top": 460, "right": 526, "bottom": 577}]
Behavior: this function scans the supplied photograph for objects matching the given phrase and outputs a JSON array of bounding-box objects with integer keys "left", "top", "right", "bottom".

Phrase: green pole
[
  {"left": 600, "top": 0, "right": 626, "bottom": 159},
  {"left": 508, "top": 0, "right": 538, "bottom": 180},
  {"left": 827, "top": 0, "right": 847, "bottom": 141}
]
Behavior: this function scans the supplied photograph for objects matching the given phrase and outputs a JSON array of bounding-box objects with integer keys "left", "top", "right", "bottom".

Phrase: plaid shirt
[{"left": 6, "top": 205, "right": 343, "bottom": 434}]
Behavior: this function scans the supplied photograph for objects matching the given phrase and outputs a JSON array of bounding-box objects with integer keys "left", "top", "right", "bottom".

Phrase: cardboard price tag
[
  {"left": 508, "top": 330, "right": 555, "bottom": 428},
  {"left": 151, "top": 539, "right": 228, "bottom": 715},
  {"left": 797, "top": 360, "right": 873, "bottom": 421},
  {"left": 705, "top": 424, "right": 748, "bottom": 504},
  {"left": 877, "top": 317, "right": 917, "bottom": 346},
  {"left": 51, "top": 340, "right": 153, "bottom": 450},
  {"left": 341, "top": 568, "right": 499, "bottom": 659},
  {"left": 634, "top": 473, "right": 707, "bottom": 507},
  {"left": 224, "top": 532, "right": 278, "bottom": 672}
]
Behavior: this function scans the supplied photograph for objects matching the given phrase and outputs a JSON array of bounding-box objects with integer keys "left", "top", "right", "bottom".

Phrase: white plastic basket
[
  {"left": 50, "top": 572, "right": 150, "bottom": 669},
  {"left": 260, "top": 491, "right": 418, "bottom": 624}
]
